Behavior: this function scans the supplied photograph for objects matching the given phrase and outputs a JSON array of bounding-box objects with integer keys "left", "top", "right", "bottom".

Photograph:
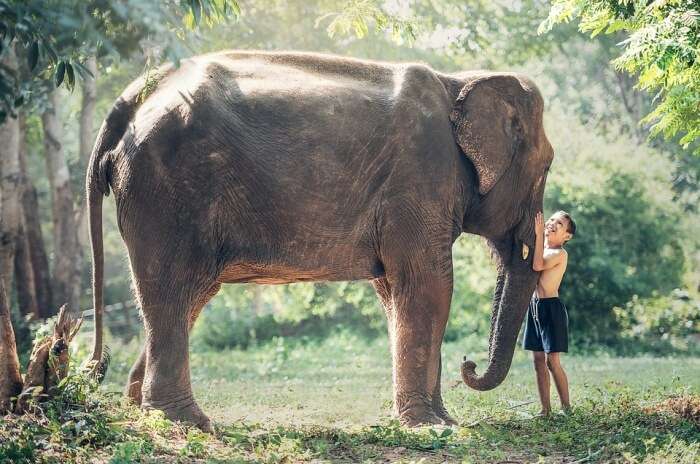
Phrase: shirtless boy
[{"left": 523, "top": 210, "right": 576, "bottom": 416}]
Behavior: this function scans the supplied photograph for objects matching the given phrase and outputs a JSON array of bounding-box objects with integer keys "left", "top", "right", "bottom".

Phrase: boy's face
[{"left": 544, "top": 213, "right": 572, "bottom": 246}]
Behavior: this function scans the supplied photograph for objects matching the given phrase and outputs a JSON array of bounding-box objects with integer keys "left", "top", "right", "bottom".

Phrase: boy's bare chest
[{"left": 537, "top": 265, "right": 566, "bottom": 298}]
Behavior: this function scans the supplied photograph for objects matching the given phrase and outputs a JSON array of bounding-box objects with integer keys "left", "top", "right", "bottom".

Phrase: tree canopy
[
  {"left": 542, "top": 0, "right": 700, "bottom": 154},
  {"left": 0, "top": 0, "right": 241, "bottom": 121}
]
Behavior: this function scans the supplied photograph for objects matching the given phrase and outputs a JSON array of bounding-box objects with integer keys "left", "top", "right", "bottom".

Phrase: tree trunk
[
  {"left": 14, "top": 114, "right": 41, "bottom": 319},
  {"left": 76, "top": 56, "right": 98, "bottom": 248},
  {"left": 253, "top": 285, "right": 264, "bottom": 316},
  {"left": 18, "top": 304, "right": 82, "bottom": 412},
  {"left": 42, "top": 91, "right": 82, "bottom": 313},
  {"left": 0, "top": 49, "right": 23, "bottom": 299},
  {"left": 22, "top": 173, "right": 54, "bottom": 318},
  {"left": 0, "top": 46, "right": 23, "bottom": 412},
  {"left": 0, "top": 274, "right": 23, "bottom": 412},
  {"left": 14, "top": 221, "right": 38, "bottom": 318},
  {"left": 20, "top": 143, "right": 54, "bottom": 318}
]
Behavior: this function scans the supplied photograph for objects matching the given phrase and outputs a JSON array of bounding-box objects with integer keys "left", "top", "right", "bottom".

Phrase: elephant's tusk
[{"left": 522, "top": 243, "right": 529, "bottom": 260}]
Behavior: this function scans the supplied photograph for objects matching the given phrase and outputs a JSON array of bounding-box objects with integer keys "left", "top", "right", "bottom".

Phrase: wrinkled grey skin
[{"left": 86, "top": 51, "right": 553, "bottom": 431}]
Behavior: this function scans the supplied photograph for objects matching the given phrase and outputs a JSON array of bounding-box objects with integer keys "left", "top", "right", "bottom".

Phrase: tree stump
[{"left": 1, "top": 305, "right": 82, "bottom": 413}]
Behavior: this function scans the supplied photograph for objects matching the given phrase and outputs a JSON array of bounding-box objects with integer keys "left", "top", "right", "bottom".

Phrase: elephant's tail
[
  {"left": 86, "top": 65, "right": 173, "bottom": 368},
  {"left": 86, "top": 94, "right": 137, "bottom": 367}
]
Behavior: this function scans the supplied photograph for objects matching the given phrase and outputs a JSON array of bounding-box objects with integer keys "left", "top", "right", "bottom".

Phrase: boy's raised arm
[
  {"left": 532, "top": 212, "right": 546, "bottom": 271},
  {"left": 532, "top": 212, "right": 566, "bottom": 272}
]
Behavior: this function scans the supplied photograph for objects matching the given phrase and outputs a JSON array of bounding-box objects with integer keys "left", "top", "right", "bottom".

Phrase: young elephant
[{"left": 86, "top": 51, "right": 552, "bottom": 430}]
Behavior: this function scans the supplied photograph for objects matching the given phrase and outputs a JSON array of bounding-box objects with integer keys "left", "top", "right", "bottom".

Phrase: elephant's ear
[{"left": 450, "top": 75, "right": 527, "bottom": 196}]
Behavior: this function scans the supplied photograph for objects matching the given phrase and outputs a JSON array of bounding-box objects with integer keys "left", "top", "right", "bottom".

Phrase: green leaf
[
  {"left": 27, "top": 41, "right": 39, "bottom": 71},
  {"left": 73, "top": 61, "right": 94, "bottom": 80},
  {"left": 55, "top": 61, "right": 66, "bottom": 87},
  {"left": 44, "top": 43, "right": 58, "bottom": 63},
  {"left": 66, "top": 63, "right": 75, "bottom": 90},
  {"left": 229, "top": 0, "right": 241, "bottom": 16},
  {"left": 191, "top": 0, "right": 202, "bottom": 25},
  {"left": 183, "top": 10, "right": 196, "bottom": 30}
]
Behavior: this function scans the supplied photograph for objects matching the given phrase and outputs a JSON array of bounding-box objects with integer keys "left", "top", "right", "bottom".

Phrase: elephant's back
[
  {"left": 122, "top": 52, "right": 406, "bottom": 162},
  {"left": 195, "top": 50, "right": 401, "bottom": 94},
  {"left": 125, "top": 51, "right": 447, "bottom": 145}
]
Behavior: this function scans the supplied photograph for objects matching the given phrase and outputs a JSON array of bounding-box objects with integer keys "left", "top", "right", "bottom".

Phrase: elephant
[{"left": 86, "top": 50, "right": 553, "bottom": 431}]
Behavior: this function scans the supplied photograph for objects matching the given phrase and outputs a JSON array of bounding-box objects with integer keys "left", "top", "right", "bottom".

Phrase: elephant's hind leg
[
  {"left": 125, "top": 282, "right": 221, "bottom": 406},
  {"left": 130, "top": 261, "right": 219, "bottom": 431},
  {"left": 125, "top": 346, "right": 146, "bottom": 405}
]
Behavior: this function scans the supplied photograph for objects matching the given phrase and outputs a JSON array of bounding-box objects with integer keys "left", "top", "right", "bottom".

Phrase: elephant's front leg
[{"left": 387, "top": 257, "right": 453, "bottom": 426}]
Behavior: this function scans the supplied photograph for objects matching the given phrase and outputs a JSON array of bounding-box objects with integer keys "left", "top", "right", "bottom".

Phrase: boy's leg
[
  {"left": 533, "top": 351, "right": 551, "bottom": 415},
  {"left": 545, "top": 352, "right": 570, "bottom": 410}
]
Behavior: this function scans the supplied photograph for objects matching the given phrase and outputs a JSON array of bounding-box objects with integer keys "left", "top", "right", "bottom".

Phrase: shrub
[
  {"left": 613, "top": 289, "right": 700, "bottom": 354},
  {"left": 445, "top": 235, "right": 497, "bottom": 343},
  {"left": 547, "top": 172, "right": 686, "bottom": 344},
  {"left": 190, "top": 283, "right": 384, "bottom": 351}
]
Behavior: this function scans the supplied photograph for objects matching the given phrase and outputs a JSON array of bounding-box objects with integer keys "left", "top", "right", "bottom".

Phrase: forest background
[
  {"left": 1, "top": 1, "right": 699, "bottom": 461},
  {"left": 1, "top": 0, "right": 699, "bottom": 366}
]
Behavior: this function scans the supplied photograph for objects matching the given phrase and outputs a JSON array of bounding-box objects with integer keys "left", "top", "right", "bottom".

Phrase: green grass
[{"left": 3, "top": 332, "right": 698, "bottom": 463}]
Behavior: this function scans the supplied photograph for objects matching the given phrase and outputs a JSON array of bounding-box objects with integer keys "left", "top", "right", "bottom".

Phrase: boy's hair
[{"left": 555, "top": 210, "right": 576, "bottom": 239}]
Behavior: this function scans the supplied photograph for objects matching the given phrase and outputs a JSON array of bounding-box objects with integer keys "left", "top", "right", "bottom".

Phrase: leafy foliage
[
  {"left": 0, "top": 368, "right": 118, "bottom": 463},
  {"left": 317, "top": 0, "right": 417, "bottom": 43},
  {"left": 191, "top": 282, "right": 383, "bottom": 350},
  {"left": 0, "top": 0, "right": 241, "bottom": 121},
  {"left": 547, "top": 172, "right": 685, "bottom": 344},
  {"left": 614, "top": 289, "right": 700, "bottom": 353},
  {"left": 541, "top": 0, "right": 700, "bottom": 154}
]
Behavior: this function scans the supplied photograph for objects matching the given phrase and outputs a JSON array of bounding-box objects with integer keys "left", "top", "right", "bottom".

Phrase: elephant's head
[{"left": 448, "top": 73, "right": 553, "bottom": 391}]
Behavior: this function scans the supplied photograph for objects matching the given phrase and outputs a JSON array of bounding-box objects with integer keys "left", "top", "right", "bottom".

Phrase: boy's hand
[{"left": 535, "top": 211, "right": 544, "bottom": 237}]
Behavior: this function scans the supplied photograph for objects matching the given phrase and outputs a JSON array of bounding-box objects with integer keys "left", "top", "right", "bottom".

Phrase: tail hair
[{"left": 94, "top": 345, "right": 111, "bottom": 384}]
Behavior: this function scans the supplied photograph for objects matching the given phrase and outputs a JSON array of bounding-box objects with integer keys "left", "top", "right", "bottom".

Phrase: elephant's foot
[
  {"left": 143, "top": 395, "right": 213, "bottom": 432},
  {"left": 432, "top": 395, "right": 458, "bottom": 426},
  {"left": 396, "top": 391, "right": 443, "bottom": 427}
]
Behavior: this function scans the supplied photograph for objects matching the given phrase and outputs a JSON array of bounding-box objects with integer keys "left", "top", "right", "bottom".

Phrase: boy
[{"left": 523, "top": 210, "right": 576, "bottom": 416}]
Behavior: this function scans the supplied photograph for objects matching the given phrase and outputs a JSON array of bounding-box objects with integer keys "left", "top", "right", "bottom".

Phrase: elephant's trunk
[
  {"left": 487, "top": 269, "right": 506, "bottom": 360},
  {"left": 461, "top": 252, "right": 537, "bottom": 391}
]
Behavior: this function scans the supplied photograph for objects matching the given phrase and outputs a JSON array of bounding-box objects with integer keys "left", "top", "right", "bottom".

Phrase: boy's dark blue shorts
[{"left": 523, "top": 295, "right": 568, "bottom": 353}]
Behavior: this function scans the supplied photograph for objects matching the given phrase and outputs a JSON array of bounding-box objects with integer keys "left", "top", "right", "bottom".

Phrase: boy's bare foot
[{"left": 537, "top": 409, "right": 551, "bottom": 418}]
